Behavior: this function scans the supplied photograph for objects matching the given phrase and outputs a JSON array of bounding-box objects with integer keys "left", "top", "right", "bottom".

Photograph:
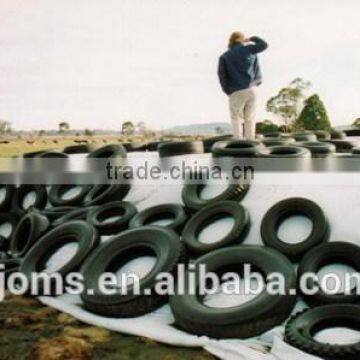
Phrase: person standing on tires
[{"left": 218, "top": 32, "right": 268, "bottom": 139}]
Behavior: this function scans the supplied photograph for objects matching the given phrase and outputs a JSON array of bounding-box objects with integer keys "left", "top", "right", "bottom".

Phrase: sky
[{"left": 0, "top": 0, "right": 359, "bottom": 131}]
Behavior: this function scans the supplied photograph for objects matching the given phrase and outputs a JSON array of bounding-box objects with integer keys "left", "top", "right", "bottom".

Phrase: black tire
[
  {"left": 0, "top": 212, "right": 19, "bottom": 245},
  {"left": 146, "top": 141, "right": 164, "bottom": 152},
  {"left": 87, "top": 144, "right": 127, "bottom": 158},
  {"left": 48, "top": 184, "right": 93, "bottom": 207},
  {"left": 258, "top": 145, "right": 311, "bottom": 158},
  {"left": 10, "top": 212, "right": 50, "bottom": 258},
  {"left": 331, "top": 130, "right": 346, "bottom": 139},
  {"left": 203, "top": 135, "right": 232, "bottom": 153},
  {"left": 120, "top": 141, "right": 148, "bottom": 152},
  {"left": 87, "top": 201, "right": 137, "bottom": 235},
  {"left": 279, "top": 133, "right": 294, "bottom": 139},
  {"left": 129, "top": 203, "right": 187, "bottom": 234},
  {"left": 293, "top": 132, "right": 317, "bottom": 142},
  {"left": 158, "top": 141, "right": 204, "bottom": 157},
  {"left": 182, "top": 177, "right": 250, "bottom": 212},
  {"left": 182, "top": 201, "right": 250, "bottom": 256},
  {"left": 38, "top": 151, "right": 68, "bottom": 158},
  {"left": 211, "top": 140, "right": 262, "bottom": 157},
  {"left": 262, "top": 137, "right": 296, "bottom": 147},
  {"left": 299, "top": 141, "right": 336, "bottom": 157},
  {"left": 260, "top": 198, "right": 329, "bottom": 261},
  {"left": 322, "top": 140, "right": 359, "bottom": 153},
  {"left": 0, "top": 235, "right": 7, "bottom": 252},
  {"left": 344, "top": 128, "right": 360, "bottom": 137},
  {"left": 285, "top": 304, "right": 360, "bottom": 360},
  {"left": 0, "top": 258, "right": 22, "bottom": 285},
  {"left": 298, "top": 242, "right": 360, "bottom": 306},
  {"left": 170, "top": 246, "right": 297, "bottom": 338},
  {"left": 38, "top": 206, "right": 78, "bottom": 221},
  {"left": 52, "top": 207, "right": 96, "bottom": 228},
  {"left": 314, "top": 130, "right": 331, "bottom": 140},
  {"left": 126, "top": 142, "right": 148, "bottom": 152},
  {"left": 20, "top": 220, "right": 99, "bottom": 295},
  {"left": 120, "top": 142, "right": 131, "bottom": 151},
  {"left": 81, "top": 226, "right": 185, "bottom": 317},
  {"left": 0, "top": 185, "right": 16, "bottom": 212},
  {"left": 262, "top": 132, "right": 281, "bottom": 138},
  {"left": 64, "top": 144, "right": 94, "bottom": 154},
  {"left": 12, "top": 185, "right": 47, "bottom": 215},
  {"left": 84, "top": 184, "right": 130, "bottom": 206},
  {"left": 23, "top": 150, "right": 55, "bottom": 158}
]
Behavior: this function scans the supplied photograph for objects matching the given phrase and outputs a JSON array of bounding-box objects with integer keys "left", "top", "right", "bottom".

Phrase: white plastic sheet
[{"left": 38, "top": 153, "right": 360, "bottom": 359}]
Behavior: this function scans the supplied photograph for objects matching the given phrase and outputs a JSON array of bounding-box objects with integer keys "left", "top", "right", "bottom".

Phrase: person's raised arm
[{"left": 246, "top": 36, "right": 268, "bottom": 54}]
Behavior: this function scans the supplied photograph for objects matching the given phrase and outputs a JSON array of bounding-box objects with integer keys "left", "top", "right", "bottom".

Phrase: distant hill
[{"left": 163, "top": 122, "right": 231, "bottom": 135}]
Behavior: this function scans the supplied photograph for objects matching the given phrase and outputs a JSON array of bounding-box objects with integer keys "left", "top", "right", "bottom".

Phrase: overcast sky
[{"left": 0, "top": 0, "right": 359, "bottom": 131}]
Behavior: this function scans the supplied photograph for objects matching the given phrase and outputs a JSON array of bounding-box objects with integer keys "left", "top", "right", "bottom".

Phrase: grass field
[
  {"left": 0, "top": 135, "right": 214, "bottom": 360},
  {"left": 0, "top": 136, "right": 120, "bottom": 157},
  {"left": 0, "top": 134, "right": 203, "bottom": 157}
]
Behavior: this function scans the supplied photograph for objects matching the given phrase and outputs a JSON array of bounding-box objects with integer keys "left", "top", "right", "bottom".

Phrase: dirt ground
[
  {"left": 0, "top": 135, "right": 215, "bottom": 360},
  {"left": 0, "top": 293, "right": 214, "bottom": 360}
]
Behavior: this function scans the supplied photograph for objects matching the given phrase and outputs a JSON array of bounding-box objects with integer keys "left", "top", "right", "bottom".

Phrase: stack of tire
[
  {"left": 2, "top": 142, "right": 360, "bottom": 359},
  {"left": 203, "top": 130, "right": 359, "bottom": 159},
  {"left": 0, "top": 144, "right": 131, "bottom": 290}
]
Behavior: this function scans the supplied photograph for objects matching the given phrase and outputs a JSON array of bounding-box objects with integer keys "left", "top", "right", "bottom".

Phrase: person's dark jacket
[{"left": 217, "top": 36, "right": 268, "bottom": 95}]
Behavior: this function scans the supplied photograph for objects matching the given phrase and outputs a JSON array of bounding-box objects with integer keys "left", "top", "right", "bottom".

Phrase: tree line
[
  {"left": 260, "top": 77, "right": 336, "bottom": 133},
  {"left": 1, "top": 79, "right": 359, "bottom": 136}
]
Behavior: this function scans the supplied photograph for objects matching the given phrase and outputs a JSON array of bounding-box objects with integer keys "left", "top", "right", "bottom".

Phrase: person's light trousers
[{"left": 229, "top": 87, "right": 256, "bottom": 139}]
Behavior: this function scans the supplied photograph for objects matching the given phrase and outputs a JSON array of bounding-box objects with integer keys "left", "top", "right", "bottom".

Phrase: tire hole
[
  {"left": 317, "top": 264, "right": 358, "bottom": 294},
  {"left": 144, "top": 213, "right": 175, "bottom": 227},
  {"left": 200, "top": 183, "right": 229, "bottom": 200},
  {"left": 278, "top": 215, "right": 313, "bottom": 244},
  {"left": 314, "top": 327, "right": 360, "bottom": 345},
  {"left": 105, "top": 247, "right": 157, "bottom": 289},
  {"left": 0, "top": 187, "right": 6, "bottom": 203},
  {"left": 203, "top": 277, "right": 264, "bottom": 308},
  {"left": 97, "top": 208, "right": 126, "bottom": 224},
  {"left": 198, "top": 216, "right": 235, "bottom": 244},
  {"left": 22, "top": 191, "right": 36, "bottom": 209},
  {"left": 0, "top": 222, "right": 12, "bottom": 238},
  {"left": 44, "top": 242, "right": 79, "bottom": 273},
  {"left": 62, "top": 186, "right": 83, "bottom": 200}
]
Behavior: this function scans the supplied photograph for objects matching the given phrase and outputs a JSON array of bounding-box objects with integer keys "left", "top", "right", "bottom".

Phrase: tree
[
  {"left": 58, "top": 121, "right": 70, "bottom": 133},
  {"left": 122, "top": 121, "right": 135, "bottom": 136},
  {"left": 215, "top": 126, "right": 224, "bottom": 135},
  {"left": 294, "top": 94, "right": 331, "bottom": 131},
  {"left": 38, "top": 130, "right": 46, "bottom": 136},
  {"left": 0, "top": 120, "right": 12, "bottom": 135},
  {"left": 266, "top": 78, "right": 311, "bottom": 128},
  {"left": 353, "top": 118, "right": 360, "bottom": 127},
  {"left": 256, "top": 120, "right": 279, "bottom": 134},
  {"left": 84, "top": 128, "right": 93, "bottom": 136}
]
